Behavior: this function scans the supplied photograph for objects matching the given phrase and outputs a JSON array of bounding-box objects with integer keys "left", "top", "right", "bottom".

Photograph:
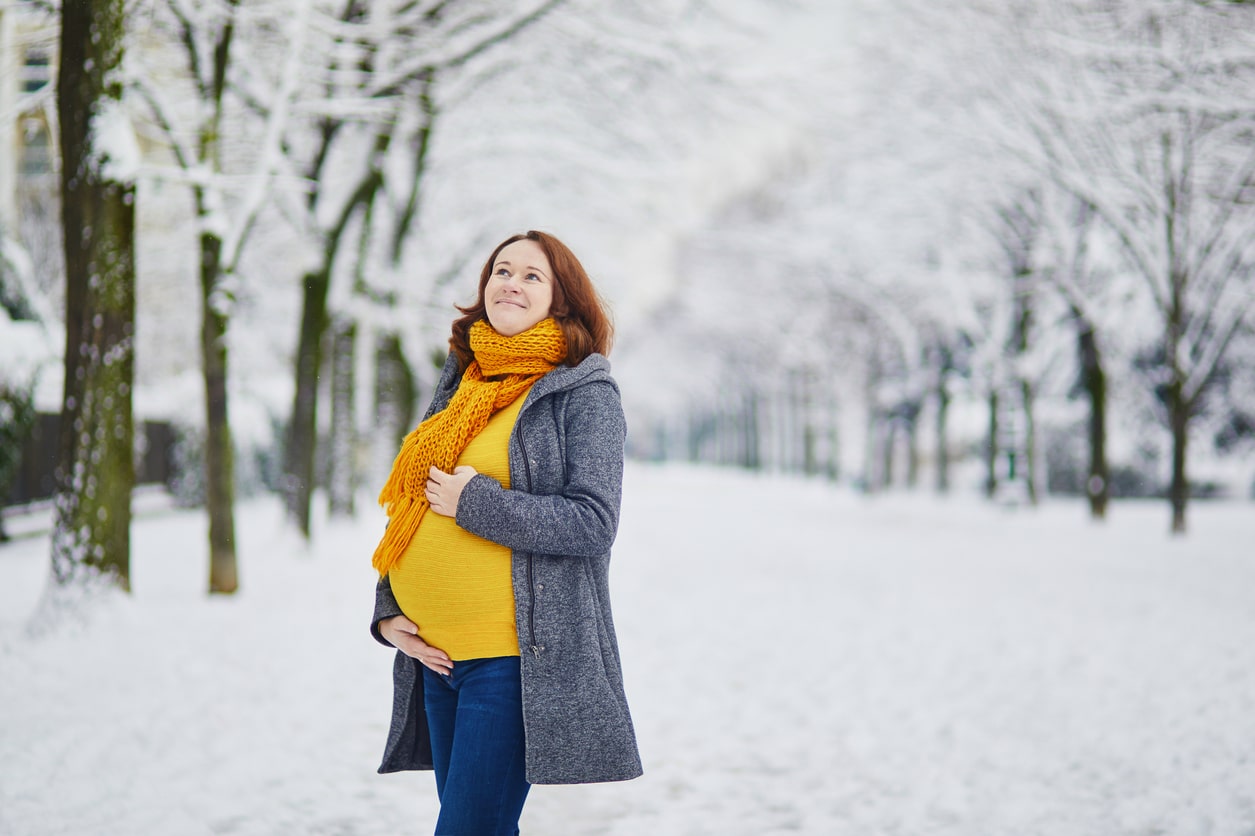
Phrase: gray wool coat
[{"left": 370, "top": 350, "right": 643, "bottom": 785}]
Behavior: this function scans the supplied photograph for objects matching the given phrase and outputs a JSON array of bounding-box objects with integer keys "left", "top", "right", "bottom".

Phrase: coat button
[{"left": 536, "top": 584, "right": 544, "bottom": 592}]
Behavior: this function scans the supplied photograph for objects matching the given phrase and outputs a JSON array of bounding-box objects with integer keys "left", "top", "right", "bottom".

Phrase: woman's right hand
[{"left": 379, "top": 614, "right": 453, "bottom": 674}]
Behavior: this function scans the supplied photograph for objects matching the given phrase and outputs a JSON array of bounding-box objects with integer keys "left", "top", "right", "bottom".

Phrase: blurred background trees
[{"left": 625, "top": 0, "right": 1255, "bottom": 533}]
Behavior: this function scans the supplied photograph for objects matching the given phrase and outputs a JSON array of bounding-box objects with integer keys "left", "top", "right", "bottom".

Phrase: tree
[
  {"left": 277, "top": 0, "right": 564, "bottom": 537},
  {"left": 985, "top": 187, "right": 1046, "bottom": 505},
  {"left": 996, "top": 1, "right": 1255, "bottom": 531},
  {"left": 135, "top": 0, "right": 310, "bottom": 591},
  {"left": 1037, "top": 192, "right": 1119, "bottom": 519},
  {"left": 50, "top": 0, "right": 137, "bottom": 591}
]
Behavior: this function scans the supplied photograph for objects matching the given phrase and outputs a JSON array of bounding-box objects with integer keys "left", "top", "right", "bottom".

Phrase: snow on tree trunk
[{"left": 52, "top": 0, "right": 136, "bottom": 592}]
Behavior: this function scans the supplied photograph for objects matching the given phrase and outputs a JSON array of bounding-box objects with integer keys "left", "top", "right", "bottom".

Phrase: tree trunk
[
  {"left": 1164, "top": 155, "right": 1188, "bottom": 535},
  {"left": 199, "top": 230, "right": 237, "bottom": 593},
  {"left": 1167, "top": 375, "right": 1189, "bottom": 534},
  {"left": 716, "top": 395, "right": 732, "bottom": 466},
  {"left": 861, "top": 407, "right": 877, "bottom": 493},
  {"left": 862, "top": 358, "right": 880, "bottom": 492},
  {"left": 935, "top": 368, "right": 951, "bottom": 494},
  {"left": 284, "top": 267, "right": 330, "bottom": 537},
  {"left": 880, "top": 418, "right": 895, "bottom": 490},
  {"left": 372, "top": 331, "right": 417, "bottom": 487},
  {"left": 825, "top": 390, "right": 839, "bottom": 482},
  {"left": 905, "top": 404, "right": 921, "bottom": 489},
  {"left": 328, "top": 318, "right": 357, "bottom": 517},
  {"left": 686, "top": 409, "right": 703, "bottom": 463},
  {"left": 52, "top": 0, "right": 135, "bottom": 590},
  {"left": 283, "top": 128, "right": 388, "bottom": 537},
  {"left": 800, "top": 370, "right": 817, "bottom": 476},
  {"left": 1014, "top": 271, "right": 1038, "bottom": 506},
  {"left": 984, "top": 389, "right": 998, "bottom": 500},
  {"left": 1076, "top": 315, "right": 1108, "bottom": 519},
  {"left": 742, "top": 388, "right": 761, "bottom": 471},
  {"left": 1021, "top": 379, "right": 1038, "bottom": 506}
]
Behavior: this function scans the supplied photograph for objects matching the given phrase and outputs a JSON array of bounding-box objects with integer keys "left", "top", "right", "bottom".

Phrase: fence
[{"left": 4, "top": 413, "right": 176, "bottom": 505}]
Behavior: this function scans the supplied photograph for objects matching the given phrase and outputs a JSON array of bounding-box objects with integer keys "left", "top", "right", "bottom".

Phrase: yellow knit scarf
[{"left": 371, "top": 317, "right": 568, "bottom": 577}]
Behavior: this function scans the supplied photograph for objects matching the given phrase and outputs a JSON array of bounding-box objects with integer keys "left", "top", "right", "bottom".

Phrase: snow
[
  {"left": 0, "top": 317, "right": 54, "bottom": 390},
  {"left": 0, "top": 241, "right": 58, "bottom": 399},
  {"left": 2, "top": 464, "right": 1253, "bottom": 835},
  {"left": 90, "top": 98, "right": 143, "bottom": 186}
]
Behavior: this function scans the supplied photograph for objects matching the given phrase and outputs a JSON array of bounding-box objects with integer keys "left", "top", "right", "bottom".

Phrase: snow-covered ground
[{"left": 2, "top": 463, "right": 1253, "bottom": 835}]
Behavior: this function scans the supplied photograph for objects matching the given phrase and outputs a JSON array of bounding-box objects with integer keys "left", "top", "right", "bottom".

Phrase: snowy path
[{"left": 2, "top": 464, "right": 1253, "bottom": 835}]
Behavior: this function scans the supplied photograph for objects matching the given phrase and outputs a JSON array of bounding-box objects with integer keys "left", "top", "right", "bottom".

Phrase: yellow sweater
[{"left": 387, "top": 390, "right": 527, "bottom": 660}]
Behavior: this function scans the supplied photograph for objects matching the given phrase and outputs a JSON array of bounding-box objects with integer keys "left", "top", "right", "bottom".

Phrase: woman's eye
[
  {"left": 525, "top": 273, "right": 541, "bottom": 282},
  {"left": 495, "top": 267, "right": 510, "bottom": 277}
]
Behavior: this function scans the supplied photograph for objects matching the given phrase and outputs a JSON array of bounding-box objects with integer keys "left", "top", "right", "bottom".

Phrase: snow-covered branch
[{"left": 222, "top": 0, "right": 310, "bottom": 271}]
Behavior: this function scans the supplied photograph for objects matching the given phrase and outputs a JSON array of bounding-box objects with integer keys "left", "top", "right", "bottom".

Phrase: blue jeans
[{"left": 423, "top": 656, "right": 530, "bottom": 836}]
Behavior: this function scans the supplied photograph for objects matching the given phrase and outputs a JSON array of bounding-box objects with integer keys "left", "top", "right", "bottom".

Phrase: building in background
[
  {"left": 1, "top": 3, "right": 196, "bottom": 512},
  {"left": 1, "top": 2, "right": 56, "bottom": 235}
]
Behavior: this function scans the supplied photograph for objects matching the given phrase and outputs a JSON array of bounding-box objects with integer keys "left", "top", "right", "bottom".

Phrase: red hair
[{"left": 449, "top": 231, "right": 614, "bottom": 369}]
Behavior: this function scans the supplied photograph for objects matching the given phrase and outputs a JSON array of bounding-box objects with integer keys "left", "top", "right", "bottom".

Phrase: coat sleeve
[
  {"left": 454, "top": 380, "right": 625, "bottom": 557},
  {"left": 370, "top": 574, "right": 405, "bottom": 647}
]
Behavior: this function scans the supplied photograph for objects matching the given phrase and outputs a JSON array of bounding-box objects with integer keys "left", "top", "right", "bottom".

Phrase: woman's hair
[{"left": 449, "top": 230, "right": 614, "bottom": 369}]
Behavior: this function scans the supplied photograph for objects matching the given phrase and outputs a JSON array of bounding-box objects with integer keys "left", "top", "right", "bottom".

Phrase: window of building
[
  {"left": 21, "top": 119, "right": 51, "bottom": 176},
  {"left": 22, "top": 49, "right": 51, "bottom": 94}
]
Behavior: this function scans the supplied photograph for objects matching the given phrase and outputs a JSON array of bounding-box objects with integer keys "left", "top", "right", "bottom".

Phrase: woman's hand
[
  {"left": 378, "top": 614, "right": 453, "bottom": 674},
  {"left": 426, "top": 465, "right": 477, "bottom": 518}
]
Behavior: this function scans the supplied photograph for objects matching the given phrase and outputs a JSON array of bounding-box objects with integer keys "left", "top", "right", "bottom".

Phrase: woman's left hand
[{"left": 426, "top": 465, "right": 477, "bottom": 517}]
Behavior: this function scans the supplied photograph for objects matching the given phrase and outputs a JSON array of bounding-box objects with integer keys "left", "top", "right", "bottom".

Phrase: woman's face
[{"left": 485, "top": 239, "right": 555, "bottom": 337}]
